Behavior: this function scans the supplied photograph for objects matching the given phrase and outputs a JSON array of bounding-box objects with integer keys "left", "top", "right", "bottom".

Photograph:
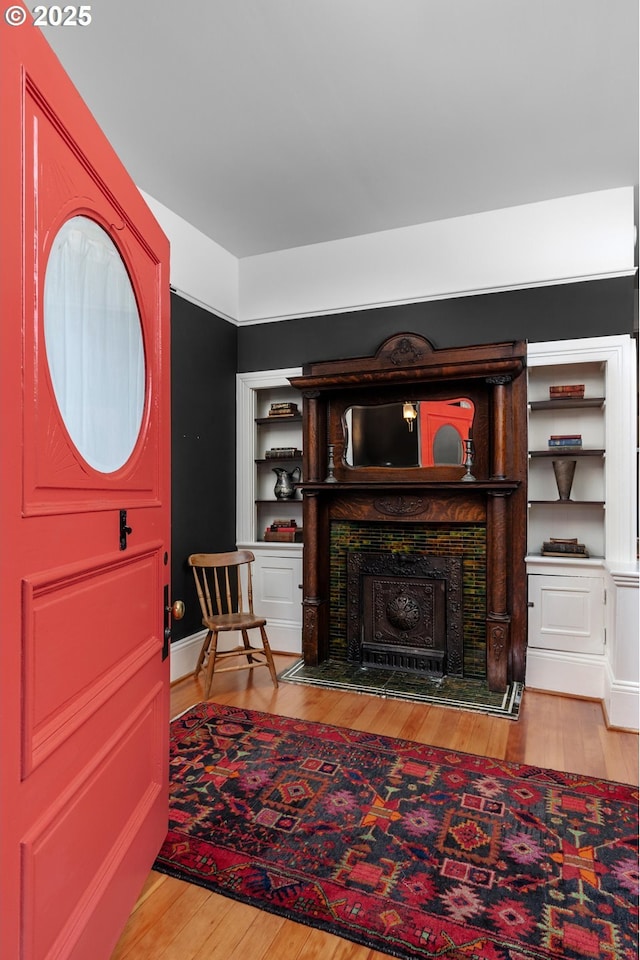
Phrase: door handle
[
  {"left": 168, "top": 600, "right": 185, "bottom": 620},
  {"left": 119, "top": 509, "right": 133, "bottom": 550},
  {"left": 163, "top": 586, "right": 185, "bottom": 660}
]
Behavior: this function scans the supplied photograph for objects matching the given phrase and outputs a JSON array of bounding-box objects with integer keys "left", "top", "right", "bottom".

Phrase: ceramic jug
[{"left": 272, "top": 465, "right": 301, "bottom": 500}]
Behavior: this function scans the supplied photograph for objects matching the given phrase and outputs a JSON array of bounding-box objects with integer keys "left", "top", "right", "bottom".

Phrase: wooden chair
[{"left": 188, "top": 551, "right": 279, "bottom": 697}]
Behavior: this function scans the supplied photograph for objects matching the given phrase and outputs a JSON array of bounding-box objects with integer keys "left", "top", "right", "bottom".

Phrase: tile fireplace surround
[
  {"left": 331, "top": 521, "right": 486, "bottom": 679},
  {"left": 290, "top": 333, "right": 528, "bottom": 694}
]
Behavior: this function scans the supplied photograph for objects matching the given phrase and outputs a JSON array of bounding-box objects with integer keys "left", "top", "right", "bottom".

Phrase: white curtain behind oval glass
[{"left": 44, "top": 216, "right": 145, "bottom": 473}]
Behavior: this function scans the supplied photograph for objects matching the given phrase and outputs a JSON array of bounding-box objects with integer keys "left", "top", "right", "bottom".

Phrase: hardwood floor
[{"left": 111, "top": 655, "right": 639, "bottom": 960}]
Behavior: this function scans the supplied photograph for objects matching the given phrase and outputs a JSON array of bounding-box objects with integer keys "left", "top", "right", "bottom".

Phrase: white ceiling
[{"left": 39, "top": 0, "right": 638, "bottom": 259}]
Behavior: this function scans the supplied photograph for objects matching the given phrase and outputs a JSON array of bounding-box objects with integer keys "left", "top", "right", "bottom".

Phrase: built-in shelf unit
[
  {"left": 525, "top": 335, "right": 637, "bottom": 727},
  {"left": 236, "top": 368, "right": 304, "bottom": 655}
]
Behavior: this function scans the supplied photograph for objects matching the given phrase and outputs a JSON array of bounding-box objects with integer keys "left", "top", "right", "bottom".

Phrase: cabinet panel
[
  {"left": 252, "top": 552, "right": 302, "bottom": 624},
  {"left": 528, "top": 574, "right": 604, "bottom": 655}
]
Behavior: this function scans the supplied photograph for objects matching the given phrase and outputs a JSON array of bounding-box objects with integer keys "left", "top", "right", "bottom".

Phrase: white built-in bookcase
[
  {"left": 236, "top": 368, "right": 304, "bottom": 655},
  {"left": 526, "top": 335, "right": 638, "bottom": 728}
]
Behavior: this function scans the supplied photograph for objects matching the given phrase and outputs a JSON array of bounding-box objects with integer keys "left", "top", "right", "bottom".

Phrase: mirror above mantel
[{"left": 344, "top": 398, "right": 475, "bottom": 469}]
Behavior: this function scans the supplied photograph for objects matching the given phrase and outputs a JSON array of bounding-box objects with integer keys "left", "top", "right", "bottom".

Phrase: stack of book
[
  {"left": 265, "top": 446, "right": 302, "bottom": 459},
  {"left": 264, "top": 519, "right": 303, "bottom": 542},
  {"left": 549, "top": 384, "right": 585, "bottom": 400},
  {"left": 268, "top": 402, "right": 299, "bottom": 417},
  {"left": 541, "top": 537, "right": 589, "bottom": 558},
  {"left": 548, "top": 434, "right": 582, "bottom": 450}
]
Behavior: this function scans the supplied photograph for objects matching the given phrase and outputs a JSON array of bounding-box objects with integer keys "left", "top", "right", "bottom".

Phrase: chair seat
[{"left": 202, "top": 611, "right": 267, "bottom": 631}]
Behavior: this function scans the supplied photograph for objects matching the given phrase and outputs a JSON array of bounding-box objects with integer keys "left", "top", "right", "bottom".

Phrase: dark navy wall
[
  {"left": 172, "top": 276, "right": 636, "bottom": 644},
  {"left": 237, "top": 276, "right": 636, "bottom": 372},
  {"left": 171, "top": 292, "right": 237, "bottom": 641}
]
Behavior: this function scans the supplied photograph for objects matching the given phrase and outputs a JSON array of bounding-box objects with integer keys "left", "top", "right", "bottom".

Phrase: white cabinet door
[
  {"left": 528, "top": 574, "right": 604, "bottom": 655},
  {"left": 247, "top": 549, "right": 303, "bottom": 655},
  {"left": 253, "top": 552, "right": 303, "bottom": 623}
]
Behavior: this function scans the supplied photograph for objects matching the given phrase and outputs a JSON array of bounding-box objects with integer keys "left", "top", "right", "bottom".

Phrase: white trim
[
  {"left": 170, "top": 630, "right": 207, "bottom": 683},
  {"left": 170, "top": 286, "right": 237, "bottom": 325},
  {"left": 236, "top": 270, "right": 636, "bottom": 326},
  {"left": 239, "top": 189, "right": 635, "bottom": 324},
  {"left": 169, "top": 626, "right": 300, "bottom": 683},
  {"left": 140, "top": 189, "right": 239, "bottom": 320},
  {"left": 525, "top": 648, "right": 606, "bottom": 699},
  {"left": 144, "top": 187, "right": 635, "bottom": 326},
  {"left": 609, "top": 566, "right": 640, "bottom": 589},
  {"left": 603, "top": 662, "right": 640, "bottom": 732}
]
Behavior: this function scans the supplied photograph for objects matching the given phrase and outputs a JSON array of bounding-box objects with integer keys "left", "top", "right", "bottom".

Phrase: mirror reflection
[{"left": 344, "top": 399, "right": 474, "bottom": 468}]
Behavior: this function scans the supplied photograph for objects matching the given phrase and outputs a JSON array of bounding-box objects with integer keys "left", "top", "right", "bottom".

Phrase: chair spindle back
[{"left": 189, "top": 550, "right": 255, "bottom": 621}]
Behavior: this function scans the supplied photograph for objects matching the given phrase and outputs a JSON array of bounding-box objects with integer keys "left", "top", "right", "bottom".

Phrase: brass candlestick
[
  {"left": 461, "top": 438, "right": 476, "bottom": 482},
  {"left": 325, "top": 443, "right": 338, "bottom": 482}
]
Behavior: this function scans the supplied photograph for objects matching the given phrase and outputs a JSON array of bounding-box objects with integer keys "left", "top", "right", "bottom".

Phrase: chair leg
[
  {"left": 241, "top": 629, "right": 255, "bottom": 664},
  {"left": 259, "top": 625, "right": 279, "bottom": 688},
  {"left": 194, "top": 630, "right": 212, "bottom": 679},
  {"left": 203, "top": 629, "right": 219, "bottom": 698}
]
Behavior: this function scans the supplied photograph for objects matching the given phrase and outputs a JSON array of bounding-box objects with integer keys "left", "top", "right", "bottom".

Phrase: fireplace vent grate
[{"left": 361, "top": 642, "right": 446, "bottom": 675}]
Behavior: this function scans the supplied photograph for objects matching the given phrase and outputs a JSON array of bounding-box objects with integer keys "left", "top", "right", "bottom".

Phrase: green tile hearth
[{"left": 279, "top": 659, "right": 523, "bottom": 719}]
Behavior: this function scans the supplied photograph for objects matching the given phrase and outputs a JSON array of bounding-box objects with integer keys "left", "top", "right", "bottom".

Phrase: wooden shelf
[
  {"left": 529, "top": 449, "right": 604, "bottom": 457},
  {"left": 256, "top": 499, "right": 303, "bottom": 504},
  {"left": 255, "top": 455, "right": 302, "bottom": 463},
  {"left": 255, "top": 415, "right": 302, "bottom": 425},
  {"left": 526, "top": 553, "right": 605, "bottom": 563},
  {"left": 299, "top": 479, "right": 520, "bottom": 492},
  {"left": 528, "top": 499, "right": 605, "bottom": 506},
  {"left": 529, "top": 397, "right": 604, "bottom": 410}
]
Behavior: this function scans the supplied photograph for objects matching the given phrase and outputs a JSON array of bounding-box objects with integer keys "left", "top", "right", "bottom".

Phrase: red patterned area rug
[{"left": 154, "top": 703, "right": 639, "bottom": 960}]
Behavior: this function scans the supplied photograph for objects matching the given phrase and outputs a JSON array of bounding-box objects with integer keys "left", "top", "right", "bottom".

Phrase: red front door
[{"left": 1, "top": 13, "right": 171, "bottom": 959}]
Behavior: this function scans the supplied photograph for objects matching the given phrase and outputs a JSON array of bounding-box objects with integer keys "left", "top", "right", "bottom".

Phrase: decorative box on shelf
[
  {"left": 264, "top": 519, "right": 303, "bottom": 543},
  {"left": 540, "top": 537, "right": 589, "bottom": 558},
  {"left": 549, "top": 384, "right": 585, "bottom": 400},
  {"left": 268, "top": 401, "right": 299, "bottom": 417},
  {"left": 548, "top": 434, "right": 582, "bottom": 449},
  {"left": 265, "top": 447, "right": 303, "bottom": 459}
]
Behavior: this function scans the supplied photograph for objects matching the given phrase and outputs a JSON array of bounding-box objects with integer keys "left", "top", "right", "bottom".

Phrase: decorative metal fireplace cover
[{"left": 346, "top": 551, "right": 464, "bottom": 676}]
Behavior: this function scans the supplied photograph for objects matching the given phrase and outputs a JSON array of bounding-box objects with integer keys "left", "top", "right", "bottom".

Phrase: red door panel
[
  {"left": 22, "top": 546, "right": 162, "bottom": 776},
  {"left": 24, "top": 81, "right": 161, "bottom": 508},
  {"left": 21, "top": 685, "right": 164, "bottom": 960},
  {"left": 1, "top": 12, "right": 171, "bottom": 960}
]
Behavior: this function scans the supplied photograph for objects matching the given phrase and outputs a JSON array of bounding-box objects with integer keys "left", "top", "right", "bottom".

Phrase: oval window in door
[{"left": 43, "top": 216, "right": 146, "bottom": 473}]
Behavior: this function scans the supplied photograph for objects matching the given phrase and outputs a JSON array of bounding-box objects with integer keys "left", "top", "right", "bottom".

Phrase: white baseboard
[
  {"left": 170, "top": 630, "right": 207, "bottom": 683},
  {"left": 170, "top": 622, "right": 301, "bottom": 683},
  {"left": 525, "top": 648, "right": 606, "bottom": 700},
  {"left": 603, "top": 665, "right": 640, "bottom": 731}
]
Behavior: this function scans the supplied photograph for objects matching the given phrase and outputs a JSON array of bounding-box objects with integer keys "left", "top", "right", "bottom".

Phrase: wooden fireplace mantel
[
  {"left": 290, "top": 333, "right": 528, "bottom": 693},
  {"left": 299, "top": 480, "right": 520, "bottom": 492}
]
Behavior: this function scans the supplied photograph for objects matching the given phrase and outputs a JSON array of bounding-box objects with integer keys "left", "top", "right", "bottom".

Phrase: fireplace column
[
  {"left": 301, "top": 491, "right": 328, "bottom": 664},
  {"left": 301, "top": 391, "right": 328, "bottom": 665},
  {"left": 484, "top": 375, "right": 513, "bottom": 692},
  {"left": 487, "top": 375, "right": 511, "bottom": 480},
  {"left": 486, "top": 489, "right": 511, "bottom": 692}
]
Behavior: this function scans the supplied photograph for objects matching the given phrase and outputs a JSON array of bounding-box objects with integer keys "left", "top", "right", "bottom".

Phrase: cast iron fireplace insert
[{"left": 346, "top": 550, "right": 464, "bottom": 678}]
